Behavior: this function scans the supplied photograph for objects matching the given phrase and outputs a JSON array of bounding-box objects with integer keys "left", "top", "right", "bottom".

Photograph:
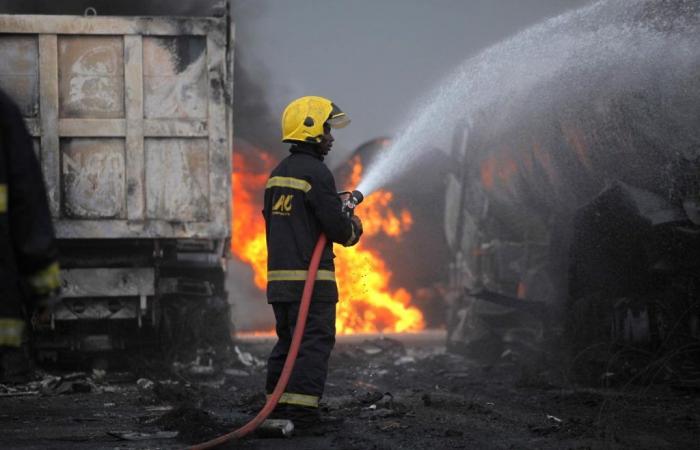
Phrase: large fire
[{"left": 231, "top": 150, "right": 425, "bottom": 334}]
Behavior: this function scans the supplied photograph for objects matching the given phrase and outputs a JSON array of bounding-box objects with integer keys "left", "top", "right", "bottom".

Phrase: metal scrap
[
  {"left": 136, "top": 378, "right": 155, "bottom": 391},
  {"left": 234, "top": 345, "right": 264, "bottom": 367},
  {"left": 37, "top": 373, "right": 92, "bottom": 395},
  {"left": 107, "top": 430, "right": 179, "bottom": 441},
  {"left": 0, "top": 387, "right": 39, "bottom": 397}
]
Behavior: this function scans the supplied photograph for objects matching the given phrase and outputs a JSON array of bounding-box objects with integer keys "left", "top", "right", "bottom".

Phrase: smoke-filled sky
[
  {"left": 1, "top": 0, "right": 591, "bottom": 159},
  {"left": 233, "top": 0, "right": 592, "bottom": 163}
]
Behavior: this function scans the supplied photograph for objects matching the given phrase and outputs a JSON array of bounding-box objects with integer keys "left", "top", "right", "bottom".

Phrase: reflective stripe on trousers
[{"left": 268, "top": 392, "right": 320, "bottom": 408}]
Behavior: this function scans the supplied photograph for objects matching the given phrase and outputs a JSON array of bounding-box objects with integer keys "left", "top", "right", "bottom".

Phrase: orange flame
[
  {"left": 231, "top": 151, "right": 425, "bottom": 334},
  {"left": 336, "top": 156, "right": 422, "bottom": 333},
  {"left": 231, "top": 152, "right": 275, "bottom": 289}
]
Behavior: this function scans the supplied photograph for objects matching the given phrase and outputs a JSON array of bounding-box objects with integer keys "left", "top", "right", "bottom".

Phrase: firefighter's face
[{"left": 318, "top": 123, "right": 334, "bottom": 156}]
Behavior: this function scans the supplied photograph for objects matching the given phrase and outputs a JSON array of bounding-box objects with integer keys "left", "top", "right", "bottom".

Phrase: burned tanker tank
[{"left": 443, "top": 1, "right": 700, "bottom": 383}]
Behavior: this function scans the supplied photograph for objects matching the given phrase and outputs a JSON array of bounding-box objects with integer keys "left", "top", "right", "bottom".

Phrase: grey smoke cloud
[{"left": 0, "top": 0, "right": 597, "bottom": 157}]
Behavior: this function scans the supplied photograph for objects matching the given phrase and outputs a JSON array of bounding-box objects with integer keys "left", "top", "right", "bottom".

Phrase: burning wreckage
[{"left": 441, "top": 10, "right": 700, "bottom": 385}]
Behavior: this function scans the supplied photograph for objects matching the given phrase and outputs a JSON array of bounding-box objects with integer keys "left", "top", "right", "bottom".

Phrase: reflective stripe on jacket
[{"left": 263, "top": 144, "right": 357, "bottom": 302}]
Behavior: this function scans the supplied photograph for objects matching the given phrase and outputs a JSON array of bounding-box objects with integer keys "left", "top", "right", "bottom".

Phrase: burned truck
[
  {"left": 0, "top": 13, "right": 233, "bottom": 360},
  {"left": 443, "top": 20, "right": 700, "bottom": 381}
]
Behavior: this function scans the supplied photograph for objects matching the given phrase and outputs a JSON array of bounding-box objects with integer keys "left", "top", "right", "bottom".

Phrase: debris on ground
[
  {"left": 394, "top": 355, "right": 416, "bottom": 365},
  {"left": 256, "top": 419, "right": 295, "bottom": 438},
  {"left": 234, "top": 345, "right": 265, "bottom": 367},
  {"left": 357, "top": 337, "right": 406, "bottom": 358},
  {"left": 0, "top": 384, "right": 39, "bottom": 397},
  {"left": 107, "top": 430, "right": 179, "bottom": 441},
  {"left": 2, "top": 336, "right": 699, "bottom": 449},
  {"left": 155, "top": 405, "right": 231, "bottom": 443},
  {"left": 38, "top": 373, "right": 93, "bottom": 395},
  {"left": 546, "top": 414, "right": 563, "bottom": 424},
  {"left": 136, "top": 378, "right": 155, "bottom": 392},
  {"left": 152, "top": 380, "right": 195, "bottom": 405}
]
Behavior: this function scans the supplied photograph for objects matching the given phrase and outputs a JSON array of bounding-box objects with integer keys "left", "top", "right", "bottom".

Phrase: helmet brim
[
  {"left": 328, "top": 113, "right": 351, "bottom": 129},
  {"left": 328, "top": 103, "right": 350, "bottom": 129}
]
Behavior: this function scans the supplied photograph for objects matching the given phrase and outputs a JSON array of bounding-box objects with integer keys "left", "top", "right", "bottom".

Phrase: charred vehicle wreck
[
  {"left": 443, "top": 20, "right": 700, "bottom": 385},
  {"left": 0, "top": 12, "right": 234, "bottom": 361}
]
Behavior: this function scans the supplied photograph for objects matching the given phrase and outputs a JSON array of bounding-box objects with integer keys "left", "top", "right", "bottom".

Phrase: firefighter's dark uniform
[
  {"left": 0, "top": 88, "right": 60, "bottom": 376},
  {"left": 263, "top": 142, "right": 360, "bottom": 409}
]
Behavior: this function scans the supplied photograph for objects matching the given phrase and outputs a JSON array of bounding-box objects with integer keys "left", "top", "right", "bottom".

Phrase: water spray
[{"left": 357, "top": 0, "right": 699, "bottom": 195}]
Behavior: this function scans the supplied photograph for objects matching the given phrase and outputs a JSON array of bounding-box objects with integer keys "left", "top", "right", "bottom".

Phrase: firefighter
[
  {"left": 0, "top": 88, "right": 60, "bottom": 382},
  {"left": 264, "top": 96, "right": 363, "bottom": 428}
]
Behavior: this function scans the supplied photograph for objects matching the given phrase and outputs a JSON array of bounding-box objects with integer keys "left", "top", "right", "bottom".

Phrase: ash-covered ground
[{"left": 1, "top": 331, "right": 698, "bottom": 449}]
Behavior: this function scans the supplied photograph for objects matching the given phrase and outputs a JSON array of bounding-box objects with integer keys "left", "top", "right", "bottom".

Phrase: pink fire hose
[{"left": 189, "top": 233, "right": 328, "bottom": 449}]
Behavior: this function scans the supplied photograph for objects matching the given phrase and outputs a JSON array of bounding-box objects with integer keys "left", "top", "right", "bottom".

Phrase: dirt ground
[{"left": 1, "top": 331, "right": 698, "bottom": 449}]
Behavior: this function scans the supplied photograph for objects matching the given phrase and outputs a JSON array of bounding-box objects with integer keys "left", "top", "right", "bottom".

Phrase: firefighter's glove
[{"left": 344, "top": 215, "right": 363, "bottom": 247}]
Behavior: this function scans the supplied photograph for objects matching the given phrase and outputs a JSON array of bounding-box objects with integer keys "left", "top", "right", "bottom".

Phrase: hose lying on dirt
[{"left": 188, "top": 234, "right": 328, "bottom": 449}]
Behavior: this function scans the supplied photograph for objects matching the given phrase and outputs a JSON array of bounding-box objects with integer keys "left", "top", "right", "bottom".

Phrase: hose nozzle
[
  {"left": 339, "top": 190, "right": 364, "bottom": 217},
  {"left": 351, "top": 190, "right": 364, "bottom": 206}
]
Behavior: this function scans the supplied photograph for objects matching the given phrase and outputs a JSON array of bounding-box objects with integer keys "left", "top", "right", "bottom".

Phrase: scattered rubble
[
  {"left": 136, "top": 378, "right": 155, "bottom": 392},
  {"left": 257, "top": 419, "right": 294, "bottom": 438},
  {"left": 107, "top": 430, "right": 179, "bottom": 441},
  {"left": 1, "top": 337, "right": 698, "bottom": 448},
  {"left": 234, "top": 345, "right": 265, "bottom": 367},
  {"left": 155, "top": 406, "right": 231, "bottom": 443},
  {"left": 0, "top": 384, "right": 39, "bottom": 397},
  {"left": 224, "top": 368, "right": 250, "bottom": 377},
  {"left": 36, "top": 372, "right": 93, "bottom": 395}
]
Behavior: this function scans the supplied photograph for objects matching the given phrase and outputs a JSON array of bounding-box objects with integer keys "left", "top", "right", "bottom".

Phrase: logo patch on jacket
[{"left": 272, "top": 194, "right": 293, "bottom": 216}]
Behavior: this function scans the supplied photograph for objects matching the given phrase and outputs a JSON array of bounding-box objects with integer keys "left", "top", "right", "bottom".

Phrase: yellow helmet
[{"left": 281, "top": 96, "right": 350, "bottom": 144}]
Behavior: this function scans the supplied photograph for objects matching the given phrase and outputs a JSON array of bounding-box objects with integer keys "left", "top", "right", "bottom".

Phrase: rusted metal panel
[
  {"left": 206, "top": 34, "right": 231, "bottom": 238},
  {"left": 58, "top": 119, "right": 126, "bottom": 137},
  {"left": 61, "top": 138, "right": 126, "bottom": 219},
  {"left": 39, "top": 34, "right": 60, "bottom": 217},
  {"left": 0, "top": 35, "right": 39, "bottom": 117},
  {"left": 0, "top": 15, "right": 219, "bottom": 36},
  {"left": 143, "top": 119, "right": 208, "bottom": 137},
  {"left": 61, "top": 268, "right": 154, "bottom": 298},
  {"left": 54, "top": 219, "right": 227, "bottom": 239},
  {"left": 143, "top": 36, "right": 208, "bottom": 119},
  {"left": 0, "top": 14, "right": 231, "bottom": 239},
  {"left": 58, "top": 36, "right": 125, "bottom": 119},
  {"left": 145, "top": 138, "right": 209, "bottom": 221},
  {"left": 125, "top": 35, "right": 145, "bottom": 221}
]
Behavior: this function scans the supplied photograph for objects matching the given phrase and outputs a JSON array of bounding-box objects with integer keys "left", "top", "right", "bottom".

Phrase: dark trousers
[{"left": 266, "top": 301, "right": 336, "bottom": 401}]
